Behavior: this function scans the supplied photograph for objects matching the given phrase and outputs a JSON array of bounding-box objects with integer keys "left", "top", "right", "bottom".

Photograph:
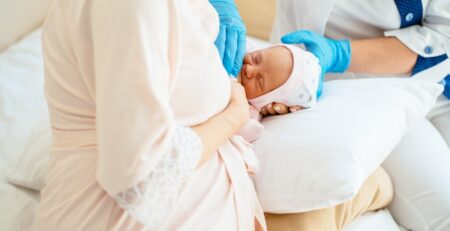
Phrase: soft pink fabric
[
  {"left": 249, "top": 45, "right": 321, "bottom": 110},
  {"left": 237, "top": 105, "right": 264, "bottom": 143},
  {"left": 33, "top": 0, "right": 265, "bottom": 230}
]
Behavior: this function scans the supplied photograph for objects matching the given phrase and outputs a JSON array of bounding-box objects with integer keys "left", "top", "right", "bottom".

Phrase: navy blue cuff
[{"left": 412, "top": 54, "right": 448, "bottom": 75}]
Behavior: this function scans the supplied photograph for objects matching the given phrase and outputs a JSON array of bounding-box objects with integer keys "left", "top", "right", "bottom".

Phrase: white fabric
[
  {"left": 248, "top": 44, "right": 321, "bottom": 110},
  {"left": 0, "top": 27, "right": 417, "bottom": 230},
  {"left": 0, "top": 29, "right": 47, "bottom": 172},
  {"left": 272, "top": 0, "right": 450, "bottom": 82},
  {"left": 428, "top": 95, "right": 450, "bottom": 146},
  {"left": 252, "top": 78, "right": 442, "bottom": 213},
  {"left": 382, "top": 119, "right": 450, "bottom": 231},
  {"left": 114, "top": 126, "right": 203, "bottom": 230},
  {"left": 0, "top": 177, "right": 40, "bottom": 231},
  {"left": 342, "top": 209, "right": 400, "bottom": 231},
  {"left": 272, "top": 0, "right": 450, "bottom": 229},
  {"left": 6, "top": 120, "right": 51, "bottom": 191},
  {"left": 0, "top": 29, "right": 44, "bottom": 231},
  {"left": 384, "top": 1, "right": 450, "bottom": 58}
]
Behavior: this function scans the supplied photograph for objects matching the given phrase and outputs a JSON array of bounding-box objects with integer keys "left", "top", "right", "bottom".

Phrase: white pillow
[
  {"left": 0, "top": 29, "right": 47, "bottom": 168},
  {"left": 342, "top": 209, "right": 401, "bottom": 231},
  {"left": 6, "top": 120, "right": 51, "bottom": 191},
  {"left": 252, "top": 78, "right": 443, "bottom": 213}
]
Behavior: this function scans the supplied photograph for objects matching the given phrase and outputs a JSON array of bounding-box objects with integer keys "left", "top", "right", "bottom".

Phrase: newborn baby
[{"left": 236, "top": 44, "right": 322, "bottom": 142}]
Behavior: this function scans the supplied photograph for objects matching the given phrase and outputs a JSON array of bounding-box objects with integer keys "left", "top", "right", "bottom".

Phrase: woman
[
  {"left": 33, "top": 0, "right": 266, "bottom": 230},
  {"left": 265, "top": 0, "right": 450, "bottom": 230}
]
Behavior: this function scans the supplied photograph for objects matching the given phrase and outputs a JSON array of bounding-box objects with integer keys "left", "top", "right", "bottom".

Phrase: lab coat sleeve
[
  {"left": 91, "top": 0, "right": 203, "bottom": 228},
  {"left": 384, "top": 0, "right": 450, "bottom": 58}
]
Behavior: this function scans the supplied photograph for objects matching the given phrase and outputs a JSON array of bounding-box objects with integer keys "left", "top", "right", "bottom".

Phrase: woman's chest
[{"left": 169, "top": 0, "right": 231, "bottom": 125}]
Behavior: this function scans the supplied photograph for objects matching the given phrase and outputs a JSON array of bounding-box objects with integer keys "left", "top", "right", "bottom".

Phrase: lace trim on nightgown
[{"left": 113, "top": 126, "right": 203, "bottom": 230}]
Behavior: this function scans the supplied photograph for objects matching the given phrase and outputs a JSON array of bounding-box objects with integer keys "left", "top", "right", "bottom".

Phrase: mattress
[{"left": 0, "top": 29, "right": 404, "bottom": 231}]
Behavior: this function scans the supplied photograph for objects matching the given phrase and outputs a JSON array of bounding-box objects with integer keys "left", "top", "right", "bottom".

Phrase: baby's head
[{"left": 237, "top": 44, "right": 321, "bottom": 110}]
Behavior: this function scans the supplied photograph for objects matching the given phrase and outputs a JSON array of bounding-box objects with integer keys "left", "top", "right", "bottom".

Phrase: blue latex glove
[
  {"left": 282, "top": 30, "right": 351, "bottom": 97},
  {"left": 282, "top": 30, "right": 351, "bottom": 74},
  {"left": 209, "top": 0, "right": 246, "bottom": 77}
]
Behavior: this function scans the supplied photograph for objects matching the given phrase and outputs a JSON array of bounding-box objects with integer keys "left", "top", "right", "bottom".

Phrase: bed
[{"left": 0, "top": 0, "right": 405, "bottom": 230}]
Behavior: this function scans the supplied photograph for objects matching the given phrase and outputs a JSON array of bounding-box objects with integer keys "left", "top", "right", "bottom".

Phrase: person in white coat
[{"left": 267, "top": 0, "right": 450, "bottom": 230}]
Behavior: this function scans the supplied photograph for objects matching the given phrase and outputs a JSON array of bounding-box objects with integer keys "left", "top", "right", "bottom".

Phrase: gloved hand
[
  {"left": 209, "top": 0, "right": 246, "bottom": 77},
  {"left": 282, "top": 30, "right": 351, "bottom": 74}
]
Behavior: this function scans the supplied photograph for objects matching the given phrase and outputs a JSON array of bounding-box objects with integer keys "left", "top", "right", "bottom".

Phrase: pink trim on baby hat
[{"left": 248, "top": 44, "right": 321, "bottom": 111}]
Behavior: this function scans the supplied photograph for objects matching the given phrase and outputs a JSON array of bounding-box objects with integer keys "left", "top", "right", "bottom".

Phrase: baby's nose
[{"left": 244, "top": 64, "right": 256, "bottom": 79}]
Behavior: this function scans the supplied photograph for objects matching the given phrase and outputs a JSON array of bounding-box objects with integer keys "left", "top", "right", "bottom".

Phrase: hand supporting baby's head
[{"left": 237, "top": 44, "right": 322, "bottom": 111}]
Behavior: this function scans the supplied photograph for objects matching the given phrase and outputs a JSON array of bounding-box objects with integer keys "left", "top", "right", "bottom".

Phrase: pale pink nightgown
[{"left": 33, "top": 0, "right": 266, "bottom": 230}]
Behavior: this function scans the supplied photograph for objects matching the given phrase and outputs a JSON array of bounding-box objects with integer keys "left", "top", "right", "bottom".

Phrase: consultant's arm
[{"left": 348, "top": 37, "right": 418, "bottom": 75}]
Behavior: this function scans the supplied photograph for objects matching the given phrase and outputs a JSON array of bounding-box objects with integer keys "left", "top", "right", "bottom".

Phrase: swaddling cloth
[
  {"left": 248, "top": 45, "right": 321, "bottom": 110},
  {"left": 237, "top": 105, "right": 264, "bottom": 143}
]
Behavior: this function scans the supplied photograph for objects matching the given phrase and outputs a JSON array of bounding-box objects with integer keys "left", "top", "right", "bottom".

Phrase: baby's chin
[{"left": 235, "top": 73, "right": 253, "bottom": 100}]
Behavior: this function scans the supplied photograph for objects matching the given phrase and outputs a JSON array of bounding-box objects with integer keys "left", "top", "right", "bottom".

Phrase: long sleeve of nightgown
[{"left": 91, "top": 0, "right": 203, "bottom": 229}]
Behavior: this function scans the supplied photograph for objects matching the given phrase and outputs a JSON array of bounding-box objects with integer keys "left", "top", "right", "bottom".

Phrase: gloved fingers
[
  {"left": 230, "top": 30, "right": 246, "bottom": 77},
  {"left": 282, "top": 30, "right": 325, "bottom": 70},
  {"left": 223, "top": 27, "right": 239, "bottom": 75},
  {"left": 214, "top": 25, "right": 227, "bottom": 60},
  {"left": 281, "top": 30, "right": 319, "bottom": 46}
]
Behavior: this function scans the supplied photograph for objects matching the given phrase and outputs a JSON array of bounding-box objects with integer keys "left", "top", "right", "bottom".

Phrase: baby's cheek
[
  {"left": 244, "top": 84, "right": 256, "bottom": 100},
  {"left": 244, "top": 86, "right": 252, "bottom": 99}
]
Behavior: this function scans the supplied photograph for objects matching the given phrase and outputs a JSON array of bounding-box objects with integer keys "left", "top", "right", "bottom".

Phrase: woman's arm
[
  {"left": 349, "top": 37, "right": 418, "bottom": 75},
  {"left": 91, "top": 0, "right": 249, "bottom": 229},
  {"left": 193, "top": 81, "right": 249, "bottom": 166}
]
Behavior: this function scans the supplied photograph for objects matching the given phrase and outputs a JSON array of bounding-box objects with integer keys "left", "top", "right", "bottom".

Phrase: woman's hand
[
  {"left": 193, "top": 80, "right": 249, "bottom": 166},
  {"left": 260, "top": 103, "right": 303, "bottom": 116}
]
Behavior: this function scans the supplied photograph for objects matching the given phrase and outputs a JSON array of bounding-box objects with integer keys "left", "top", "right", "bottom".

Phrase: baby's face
[{"left": 238, "top": 46, "right": 293, "bottom": 99}]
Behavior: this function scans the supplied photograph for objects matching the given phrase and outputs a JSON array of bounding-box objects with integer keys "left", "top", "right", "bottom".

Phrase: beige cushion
[
  {"left": 0, "top": 0, "right": 53, "bottom": 51},
  {"left": 265, "top": 168, "right": 394, "bottom": 231},
  {"left": 235, "top": 0, "right": 275, "bottom": 41}
]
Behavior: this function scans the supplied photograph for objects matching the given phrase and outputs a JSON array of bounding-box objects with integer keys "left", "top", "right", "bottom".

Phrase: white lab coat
[
  {"left": 272, "top": 1, "right": 450, "bottom": 231},
  {"left": 272, "top": 0, "right": 450, "bottom": 81}
]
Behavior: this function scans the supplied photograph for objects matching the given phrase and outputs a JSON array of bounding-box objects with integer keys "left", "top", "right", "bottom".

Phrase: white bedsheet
[
  {"left": 0, "top": 29, "right": 404, "bottom": 231},
  {"left": 0, "top": 29, "right": 44, "bottom": 231}
]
